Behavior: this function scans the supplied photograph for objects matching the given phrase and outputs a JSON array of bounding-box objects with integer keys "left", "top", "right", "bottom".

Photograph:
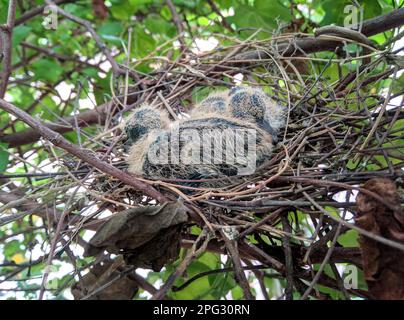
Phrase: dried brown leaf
[
  {"left": 71, "top": 260, "right": 138, "bottom": 300},
  {"left": 355, "top": 178, "right": 404, "bottom": 300},
  {"left": 84, "top": 201, "right": 188, "bottom": 270}
]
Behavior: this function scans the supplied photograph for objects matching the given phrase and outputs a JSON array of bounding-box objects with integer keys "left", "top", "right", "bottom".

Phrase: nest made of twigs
[{"left": 26, "top": 32, "right": 403, "bottom": 299}]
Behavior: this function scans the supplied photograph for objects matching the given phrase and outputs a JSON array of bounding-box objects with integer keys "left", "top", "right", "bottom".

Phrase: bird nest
[
  {"left": 22, "top": 32, "right": 404, "bottom": 299},
  {"left": 88, "top": 36, "right": 402, "bottom": 208}
]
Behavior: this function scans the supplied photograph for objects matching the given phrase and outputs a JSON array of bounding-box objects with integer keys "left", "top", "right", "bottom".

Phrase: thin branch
[
  {"left": 236, "top": 8, "right": 404, "bottom": 60},
  {"left": 44, "top": 0, "right": 139, "bottom": 82},
  {"left": 165, "top": 0, "right": 186, "bottom": 51},
  {"left": 206, "top": 0, "right": 233, "bottom": 32},
  {"left": 0, "top": 98, "right": 168, "bottom": 203},
  {"left": 220, "top": 230, "right": 255, "bottom": 300},
  {"left": 172, "top": 264, "right": 272, "bottom": 292},
  {"left": 0, "top": 0, "right": 17, "bottom": 98},
  {"left": 281, "top": 214, "right": 294, "bottom": 300},
  {"left": 151, "top": 229, "right": 211, "bottom": 300},
  {"left": 1, "top": 100, "right": 121, "bottom": 147},
  {"left": 15, "top": 0, "right": 73, "bottom": 26}
]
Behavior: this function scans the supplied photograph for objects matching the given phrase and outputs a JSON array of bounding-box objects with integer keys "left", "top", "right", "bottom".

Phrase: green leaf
[
  {"left": 82, "top": 67, "right": 99, "bottom": 78},
  {"left": 129, "top": 0, "right": 154, "bottom": 8},
  {"left": 4, "top": 240, "right": 23, "bottom": 259},
  {"left": 209, "top": 272, "right": 236, "bottom": 299},
  {"left": 173, "top": 0, "right": 198, "bottom": 9},
  {"left": 144, "top": 14, "right": 176, "bottom": 37},
  {"left": 64, "top": 3, "right": 92, "bottom": 19},
  {"left": 39, "top": 96, "right": 58, "bottom": 120},
  {"left": 214, "top": 0, "right": 233, "bottom": 9},
  {"left": 132, "top": 25, "right": 156, "bottom": 57},
  {"left": 228, "top": 0, "right": 291, "bottom": 38},
  {"left": 362, "top": 0, "right": 382, "bottom": 20},
  {"left": 32, "top": 59, "right": 63, "bottom": 83},
  {"left": 101, "top": 34, "right": 122, "bottom": 45},
  {"left": 392, "top": 73, "right": 404, "bottom": 95},
  {"left": 197, "top": 252, "right": 220, "bottom": 269},
  {"left": 231, "top": 285, "right": 243, "bottom": 300},
  {"left": 112, "top": 8, "right": 131, "bottom": 20},
  {"left": 0, "top": 0, "right": 8, "bottom": 22},
  {"left": 321, "top": 0, "right": 382, "bottom": 26},
  {"left": 110, "top": 1, "right": 137, "bottom": 20},
  {"left": 377, "top": 0, "right": 394, "bottom": 13},
  {"left": 63, "top": 131, "right": 80, "bottom": 144},
  {"left": 338, "top": 230, "right": 359, "bottom": 247},
  {"left": 255, "top": 0, "right": 291, "bottom": 22},
  {"left": 228, "top": 4, "right": 270, "bottom": 30},
  {"left": 320, "top": 0, "right": 348, "bottom": 26},
  {"left": 0, "top": 111, "right": 9, "bottom": 128},
  {"left": 12, "top": 26, "right": 32, "bottom": 46},
  {"left": 0, "top": 142, "right": 9, "bottom": 172},
  {"left": 98, "top": 21, "right": 122, "bottom": 38}
]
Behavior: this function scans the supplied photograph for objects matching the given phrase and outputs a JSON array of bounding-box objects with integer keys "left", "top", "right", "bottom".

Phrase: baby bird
[
  {"left": 228, "top": 86, "right": 283, "bottom": 142},
  {"left": 124, "top": 105, "right": 169, "bottom": 146},
  {"left": 190, "top": 91, "right": 229, "bottom": 116},
  {"left": 124, "top": 86, "right": 284, "bottom": 186}
]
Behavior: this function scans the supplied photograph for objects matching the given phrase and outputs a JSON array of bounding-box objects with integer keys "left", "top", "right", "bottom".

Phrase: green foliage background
[{"left": 0, "top": 0, "right": 402, "bottom": 300}]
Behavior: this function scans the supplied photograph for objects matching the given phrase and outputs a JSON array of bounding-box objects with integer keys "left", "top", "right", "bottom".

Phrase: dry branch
[
  {"left": 1, "top": 4, "right": 403, "bottom": 300},
  {"left": 2, "top": 9, "right": 403, "bottom": 148},
  {"left": 1, "top": 100, "right": 122, "bottom": 147},
  {"left": 0, "top": 98, "right": 167, "bottom": 203},
  {"left": 237, "top": 8, "right": 404, "bottom": 60},
  {"left": 0, "top": 0, "right": 17, "bottom": 98}
]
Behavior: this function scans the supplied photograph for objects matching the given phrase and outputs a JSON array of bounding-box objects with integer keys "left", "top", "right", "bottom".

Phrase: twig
[
  {"left": 281, "top": 214, "right": 294, "bottom": 300},
  {"left": 206, "top": 0, "right": 233, "bottom": 32},
  {"left": 301, "top": 220, "right": 343, "bottom": 299},
  {"left": 39, "top": 186, "right": 79, "bottom": 299},
  {"left": 220, "top": 229, "right": 255, "bottom": 300},
  {"left": 172, "top": 264, "right": 272, "bottom": 292},
  {"left": 165, "top": 0, "right": 186, "bottom": 51},
  {"left": 314, "top": 25, "right": 376, "bottom": 49},
  {"left": 0, "top": 98, "right": 168, "bottom": 203},
  {"left": 151, "top": 228, "right": 211, "bottom": 300},
  {"left": 157, "top": 91, "right": 178, "bottom": 120},
  {"left": 15, "top": 0, "right": 73, "bottom": 26},
  {"left": 44, "top": 0, "right": 136, "bottom": 80},
  {"left": 236, "top": 8, "right": 404, "bottom": 60},
  {"left": 0, "top": 0, "right": 17, "bottom": 98}
]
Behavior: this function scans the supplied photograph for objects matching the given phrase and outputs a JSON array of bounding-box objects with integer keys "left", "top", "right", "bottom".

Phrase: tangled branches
[{"left": 0, "top": 4, "right": 403, "bottom": 300}]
